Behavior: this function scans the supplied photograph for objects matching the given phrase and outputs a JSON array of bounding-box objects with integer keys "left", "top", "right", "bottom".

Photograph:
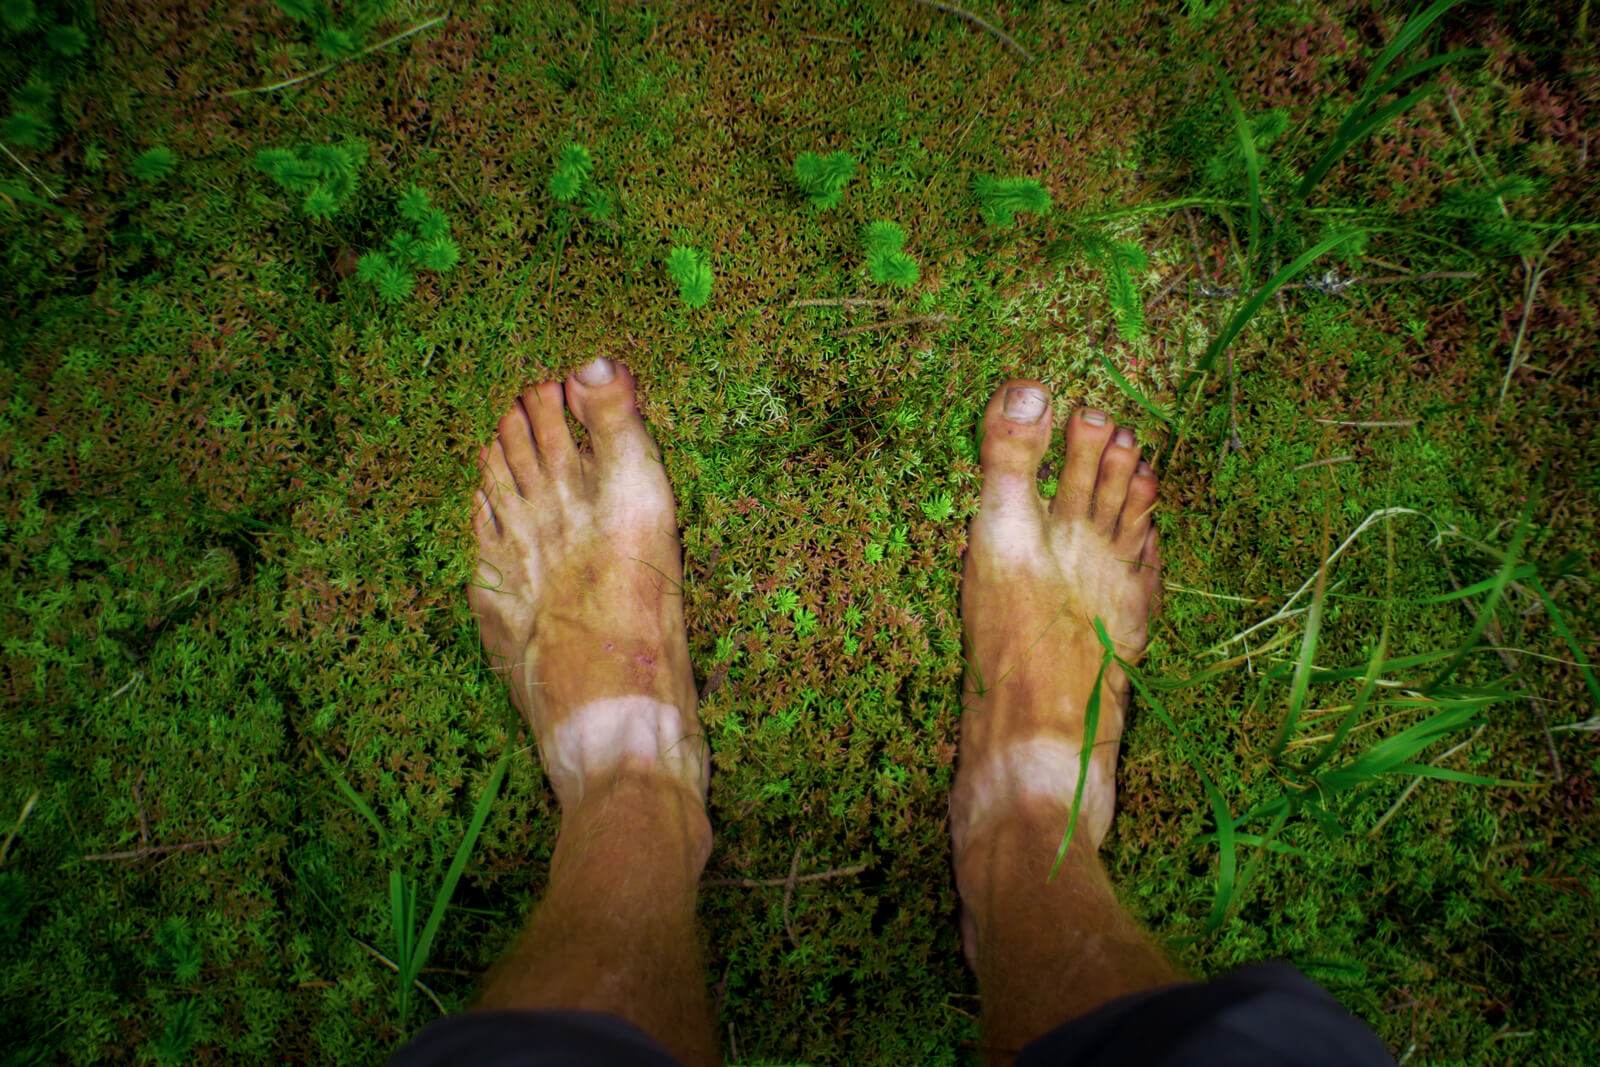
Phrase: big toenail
[
  {"left": 578, "top": 356, "right": 615, "bottom": 385},
  {"left": 1004, "top": 387, "right": 1048, "bottom": 422},
  {"left": 1082, "top": 409, "right": 1109, "bottom": 426},
  {"left": 1114, "top": 428, "right": 1135, "bottom": 448}
]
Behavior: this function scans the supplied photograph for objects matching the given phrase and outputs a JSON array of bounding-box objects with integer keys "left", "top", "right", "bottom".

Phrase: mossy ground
[{"left": 2, "top": 1, "right": 1597, "bottom": 1063}]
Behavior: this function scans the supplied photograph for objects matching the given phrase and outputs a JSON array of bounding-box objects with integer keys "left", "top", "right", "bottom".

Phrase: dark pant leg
[
  {"left": 1016, "top": 961, "right": 1395, "bottom": 1067},
  {"left": 387, "top": 1010, "right": 684, "bottom": 1067}
]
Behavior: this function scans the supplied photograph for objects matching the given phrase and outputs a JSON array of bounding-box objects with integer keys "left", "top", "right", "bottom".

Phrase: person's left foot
[{"left": 470, "top": 357, "right": 707, "bottom": 810}]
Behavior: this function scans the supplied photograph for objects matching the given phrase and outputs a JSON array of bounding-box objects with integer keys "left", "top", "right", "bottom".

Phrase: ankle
[
  {"left": 559, "top": 767, "right": 714, "bottom": 876},
  {"left": 950, "top": 738, "right": 1117, "bottom": 864}
]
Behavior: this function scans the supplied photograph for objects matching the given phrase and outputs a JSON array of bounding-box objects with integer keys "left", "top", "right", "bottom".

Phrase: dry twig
[
  {"left": 781, "top": 846, "right": 802, "bottom": 949},
  {"left": 702, "top": 863, "right": 868, "bottom": 889},
  {"left": 1292, "top": 455, "right": 1354, "bottom": 471},
  {"left": 910, "top": 0, "right": 1034, "bottom": 63},
  {"left": 1, "top": 142, "right": 58, "bottom": 199},
  {"left": 80, "top": 833, "right": 236, "bottom": 862},
  {"left": 354, "top": 940, "right": 447, "bottom": 1014},
  {"left": 132, "top": 771, "right": 149, "bottom": 844},
  {"left": 221, "top": 16, "right": 446, "bottom": 97},
  {"left": 836, "top": 313, "right": 956, "bottom": 337},
  {"left": 788, "top": 298, "right": 892, "bottom": 309}
]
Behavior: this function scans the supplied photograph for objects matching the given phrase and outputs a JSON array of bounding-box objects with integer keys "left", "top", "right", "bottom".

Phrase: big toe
[
  {"left": 564, "top": 355, "right": 678, "bottom": 527},
  {"left": 976, "top": 380, "right": 1053, "bottom": 519},
  {"left": 564, "top": 356, "right": 663, "bottom": 472}
]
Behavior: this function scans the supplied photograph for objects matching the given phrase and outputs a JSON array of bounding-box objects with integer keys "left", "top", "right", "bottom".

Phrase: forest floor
[{"left": 1, "top": 0, "right": 1597, "bottom": 1063}]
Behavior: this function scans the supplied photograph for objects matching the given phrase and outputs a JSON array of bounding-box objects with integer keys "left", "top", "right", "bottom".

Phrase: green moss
[{"left": 0, "top": 1, "right": 1595, "bottom": 1063}]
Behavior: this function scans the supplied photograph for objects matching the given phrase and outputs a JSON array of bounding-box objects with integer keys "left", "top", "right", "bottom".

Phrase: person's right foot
[{"left": 951, "top": 381, "right": 1161, "bottom": 865}]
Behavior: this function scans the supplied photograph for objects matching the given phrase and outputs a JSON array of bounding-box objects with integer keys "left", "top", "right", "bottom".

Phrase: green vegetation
[
  {"left": 1, "top": 1, "right": 1596, "bottom": 1064},
  {"left": 793, "top": 150, "right": 857, "bottom": 210},
  {"left": 667, "top": 244, "right": 714, "bottom": 308},
  {"left": 972, "top": 174, "right": 1052, "bottom": 227},
  {"left": 274, "top": 0, "right": 395, "bottom": 62},
  {"left": 863, "top": 220, "right": 919, "bottom": 287},
  {"left": 255, "top": 138, "right": 369, "bottom": 219}
]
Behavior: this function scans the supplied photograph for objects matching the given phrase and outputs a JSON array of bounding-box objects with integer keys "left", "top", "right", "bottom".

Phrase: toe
[
  {"left": 478, "top": 438, "right": 519, "bottom": 531},
  {"left": 1091, "top": 425, "right": 1140, "bottom": 532},
  {"left": 1139, "top": 526, "right": 1162, "bottom": 604},
  {"left": 495, "top": 394, "right": 543, "bottom": 499},
  {"left": 473, "top": 441, "right": 501, "bottom": 540},
  {"left": 977, "top": 379, "right": 1053, "bottom": 517},
  {"left": 564, "top": 356, "right": 663, "bottom": 475},
  {"left": 1116, "top": 460, "right": 1158, "bottom": 553},
  {"left": 1051, "top": 408, "right": 1114, "bottom": 520},
  {"left": 522, "top": 381, "right": 579, "bottom": 476}
]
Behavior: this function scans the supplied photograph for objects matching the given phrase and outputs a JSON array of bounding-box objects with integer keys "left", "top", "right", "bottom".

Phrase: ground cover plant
[{"left": 1, "top": 0, "right": 1597, "bottom": 1063}]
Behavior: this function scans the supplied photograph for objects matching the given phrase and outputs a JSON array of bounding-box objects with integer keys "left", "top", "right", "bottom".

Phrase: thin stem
[
  {"left": 909, "top": 0, "right": 1034, "bottom": 63},
  {"left": 0, "top": 142, "right": 58, "bottom": 198},
  {"left": 221, "top": 16, "right": 446, "bottom": 97}
]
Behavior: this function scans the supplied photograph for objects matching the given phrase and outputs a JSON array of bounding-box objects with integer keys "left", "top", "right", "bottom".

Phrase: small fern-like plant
[
  {"left": 356, "top": 185, "right": 461, "bottom": 305},
  {"left": 1093, "top": 239, "right": 1148, "bottom": 341},
  {"left": 666, "top": 245, "right": 712, "bottom": 308},
  {"left": 131, "top": 146, "right": 178, "bottom": 183},
  {"left": 43, "top": 20, "right": 84, "bottom": 56},
  {"left": 973, "top": 174, "right": 1052, "bottom": 227},
  {"left": 1, "top": 73, "right": 56, "bottom": 151},
  {"left": 792, "top": 150, "right": 856, "bottom": 210},
  {"left": 1, "top": 0, "right": 38, "bottom": 33},
  {"left": 275, "top": 0, "right": 392, "bottom": 60},
  {"left": 1442, "top": 175, "right": 1543, "bottom": 257},
  {"left": 254, "top": 139, "right": 368, "bottom": 220},
  {"left": 548, "top": 142, "right": 615, "bottom": 225},
  {"left": 863, "top": 220, "right": 919, "bottom": 288},
  {"left": 0, "top": 109, "right": 50, "bottom": 149},
  {"left": 1048, "top": 229, "right": 1148, "bottom": 341}
]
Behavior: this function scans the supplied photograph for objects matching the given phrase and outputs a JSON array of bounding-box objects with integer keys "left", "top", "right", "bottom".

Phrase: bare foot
[
  {"left": 951, "top": 381, "right": 1161, "bottom": 865},
  {"left": 469, "top": 357, "right": 707, "bottom": 811}
]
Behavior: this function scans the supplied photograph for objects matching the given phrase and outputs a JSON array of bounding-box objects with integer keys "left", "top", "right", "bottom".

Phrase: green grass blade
[
  {"left": 1213, "top": 62, "right": 1261, "bottom": 276},
  {"left": 1528, "top": 576, "right": 1600, "bottom": 710},
  {"left": 1302, "top": 648, "right": 1456, "bottom": 684},
  {"left": 315, "top": 748, "right": 391, "bottom": 849},
  {"left": 1178, "top": 228, "right": 1366, "bottom": 408},
  {"left": 1302, "top": 631, "right": 1387, "bottom": 775},
  {"left": 1048, "top": 632, "right": 1109, "bottom": 880},
  {"left": 1231, "top": 805, "right": 1289, "bottom": 919},
  {"left": 1117, "top": 656, "right": 1237, "bottom": 937},
  {"left": 1194, "top": 830, "right": 1310, "bottom": 860},
  {"left": 1197, "top": 773, "right": 1238, "bottom": 936},
  {"left": 1291, "top": 0, "right": 1468, "bottom": 207},
  {"left": 1330, "top": 564, "right": 1540, "bottom": 605},
  {"left": 1271, "top": 540, "right": 1330, "bottom": 759},
  {"left": 409, "top": 751, "right": 512, "bottom": 984},
  {"left": 388, "top": 870, "right": 411, "bottom": 1014},
  {"left": 1099, "top": 353, "right": 1173, "bottom": 427},
  {"left": 1388, "top": 764, "right": 1513, "bottom": 787},
  {"left": 1358, "top": 0, "right": 1462, "bottom": 96},
  {"left": 1294, "top": 85, "right": 1438, "bottom": 203},
  {"left": 1366, "top": 49, "right": 1480, "bottom": 101},
  {"left": 1423, "top": 494, "right": 1535, "bottom": 692}
]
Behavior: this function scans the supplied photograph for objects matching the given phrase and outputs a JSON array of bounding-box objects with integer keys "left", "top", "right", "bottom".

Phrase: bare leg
[
  {"left": 954, "top": 381, "right": 1184, "bottom": 1065},
  {"left": 468, "top": 357, "right": 718, "bottom": 1067}
]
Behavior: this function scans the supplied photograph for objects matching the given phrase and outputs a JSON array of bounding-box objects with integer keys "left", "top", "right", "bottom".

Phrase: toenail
[
  {"left": 578, "top": 356, "right": 615, "bottom": 386},
  {"left": 1137, "top": 460, "right": 1153, "bottom": 475},
  {"left": 1114, "top": 428, "right": 1135, "bottom": 448},
  {"left": 1082, "top": 409, "right": 1109, "bottom": 426},
  {"left": 1004, "top": 387, "right": 1048, "bottom": 422}
]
